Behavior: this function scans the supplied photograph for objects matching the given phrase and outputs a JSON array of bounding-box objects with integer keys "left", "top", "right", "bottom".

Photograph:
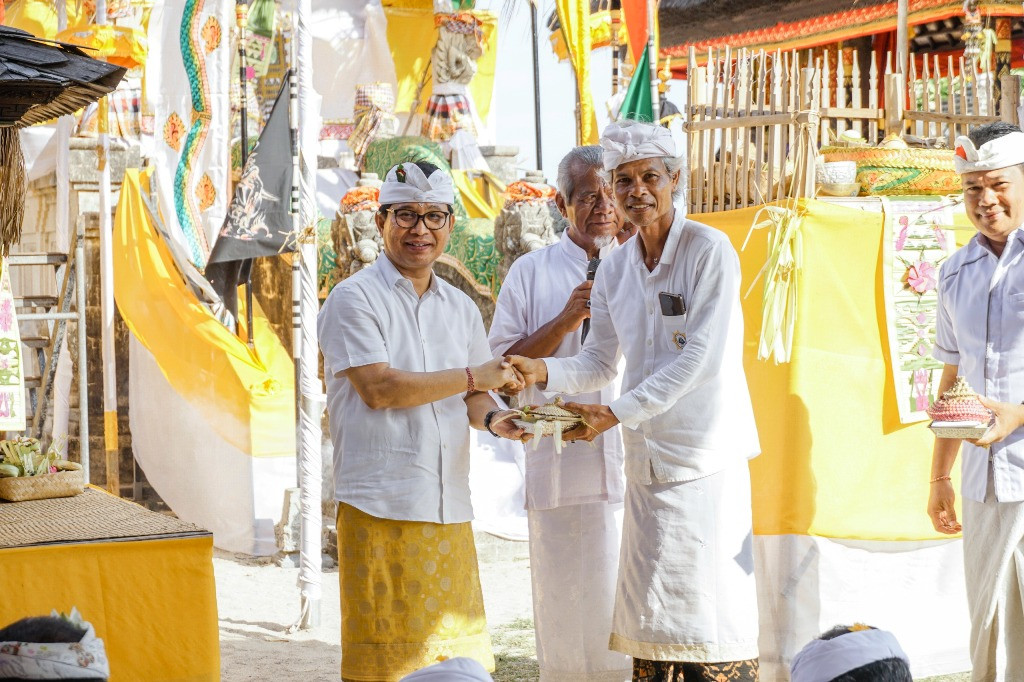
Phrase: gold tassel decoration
[{"left": 0, "top": 128, "right": 26, "bottom": 258}]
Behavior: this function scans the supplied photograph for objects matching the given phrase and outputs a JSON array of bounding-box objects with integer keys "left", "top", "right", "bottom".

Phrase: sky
[{"left": 485, "top": 0, "right": 683, "bottom": 182}]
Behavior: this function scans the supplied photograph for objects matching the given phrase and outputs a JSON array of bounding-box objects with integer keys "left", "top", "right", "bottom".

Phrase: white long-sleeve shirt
[
  {"left": 545, "top": 209, "right": 760, "bottom": 485},
  {"left": 488, "top": 231, "right": 625, "bottom": 510},
  {"left": 933, "top": 228, "right": 1024, "bottom": 502}
]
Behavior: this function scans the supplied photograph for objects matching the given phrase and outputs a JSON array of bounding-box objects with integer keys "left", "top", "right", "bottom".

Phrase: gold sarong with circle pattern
[{"left": 337, "top": 503, "right": 495, "bottom": 681}]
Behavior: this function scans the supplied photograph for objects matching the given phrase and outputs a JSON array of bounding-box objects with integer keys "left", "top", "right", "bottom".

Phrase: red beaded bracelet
[
  {"left": 465, "top": 367, "right": 475, "bottom": 393},
  {"left": 930, "top": 475, "right": 952, "bottom": 484}
]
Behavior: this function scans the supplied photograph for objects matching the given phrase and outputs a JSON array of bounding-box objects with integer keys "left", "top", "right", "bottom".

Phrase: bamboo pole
[
  {"left": 611, "top": 0, "right": 621, "bottom": 95},
  {"left": 292, "top": 0, "right": 324, "bottom": 631},
  {"left": 647, "top": 0, "right": 659, "bottom": 120},
  {"left": 897, "top": 0, "right": 909, "bottom": 77},
  {"left": 95, "top": 0, "right": 119, "bottom": 496},
  {"left": 53, "top": 0, "right": 78, "bottom": 464},
  {"left": 530, "top": 3, "right": 544, "bottom": 167}
]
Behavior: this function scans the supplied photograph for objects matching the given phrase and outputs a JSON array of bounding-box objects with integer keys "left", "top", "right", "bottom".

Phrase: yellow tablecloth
[{"left": 0, "top": 494, "right": 219, "bottom": 681}]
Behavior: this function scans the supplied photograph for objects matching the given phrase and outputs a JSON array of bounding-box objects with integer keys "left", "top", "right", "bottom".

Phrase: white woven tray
[{"left": 929, "top": 421, "right": 990, "bottom": 439}]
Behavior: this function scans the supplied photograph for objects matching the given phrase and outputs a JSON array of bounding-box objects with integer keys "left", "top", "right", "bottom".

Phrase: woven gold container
[
  {"left": 820, "top": 146, "right": 961, "bottom": 195},
  {"left": 0, "top": 465, "right": 84, "bottom": 503}
]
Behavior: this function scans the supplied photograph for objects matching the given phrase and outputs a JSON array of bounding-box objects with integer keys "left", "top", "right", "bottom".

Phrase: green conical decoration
[{"left": 620, "top": 44, "right": 653, "bottom": 122}]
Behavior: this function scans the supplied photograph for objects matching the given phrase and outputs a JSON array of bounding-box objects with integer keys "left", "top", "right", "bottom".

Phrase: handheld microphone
[{"left": 580, "top": 256, "right": 601, "bottom": 343}]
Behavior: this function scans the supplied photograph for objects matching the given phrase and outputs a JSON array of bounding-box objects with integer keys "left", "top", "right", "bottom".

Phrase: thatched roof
[
  {"left": 659, "top": 0, "right": 1024, "bottom": 56},
  {"left": 549, "top": 0, "right": 1024, "bottom": 60},
  {"left": 659, "top": 0, "right": 883, "bottom": 51},
  {"left": 0, "top": 26, "right": 126, "bottom": 127}
]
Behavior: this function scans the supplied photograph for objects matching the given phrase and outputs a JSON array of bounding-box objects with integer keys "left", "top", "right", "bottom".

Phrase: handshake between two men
[{"left": 474, "top": 355, "right": 620, "bottom": 444}]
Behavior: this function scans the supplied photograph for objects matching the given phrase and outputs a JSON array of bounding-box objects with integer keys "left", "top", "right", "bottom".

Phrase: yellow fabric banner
[
  {"left": 112, "top": 168, "right": 295, "bottom": 458},
  {"left": 0, "top": 536, "right": 219, "bottom": 681},
  {"left": 695, "top": 199, "right": 959, "bottom": 541},
  {"left": 452, "top": 169, "right": 505, "bottom": 220},
  {"left": 384, "top": 2, "right": 497, "bottom": 123},
  {"left": 548, "top": 10, "right": 627, "bottom": 62},
  {"left": 3, "top": 0, "right": 88, "bottom": 38},
  {"left": 555, "top": 0, "right": 599, "bottom": 144}
]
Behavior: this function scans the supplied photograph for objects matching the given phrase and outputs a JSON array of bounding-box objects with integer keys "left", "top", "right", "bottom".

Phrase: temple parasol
[{"left": 0, "top": 25, "right": 126, "bottom": 254}]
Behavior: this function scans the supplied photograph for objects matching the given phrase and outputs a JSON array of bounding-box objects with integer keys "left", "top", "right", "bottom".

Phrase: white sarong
[
  {"left": 962, "top": 472, "right": 1024, "bottom": 682},
  {"left": 528, "top": 501, "right": 632, "bottom": 682},
  {"left": 610, "top": 461, "right": 759, "bottom": 662}
]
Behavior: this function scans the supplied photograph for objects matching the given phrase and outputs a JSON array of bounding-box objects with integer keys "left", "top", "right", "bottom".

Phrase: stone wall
[{"left": 20, "top": 139, "right": 141, "bottom": 496}]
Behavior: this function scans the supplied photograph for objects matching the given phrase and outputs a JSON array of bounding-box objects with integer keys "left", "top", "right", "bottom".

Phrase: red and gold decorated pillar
[{"left": 995, "top": 17, "right": 1012, "bottom": 111}]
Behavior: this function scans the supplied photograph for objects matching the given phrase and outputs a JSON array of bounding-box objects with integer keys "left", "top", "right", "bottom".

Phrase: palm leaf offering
[
  {"left": 0, "top": 436, "right": 77, "bottom": 478},
  {"left": 492, "top": 398, "right": 589, "bottom": 454},
  {"left": 741, "top": 204, "right": 804, "bottom": 364}
]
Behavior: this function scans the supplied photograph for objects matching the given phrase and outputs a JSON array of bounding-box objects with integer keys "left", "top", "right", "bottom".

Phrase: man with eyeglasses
[
  {"left": 317, "top": 161, "right": 526, "bottom": 681},
  {"left": 488, "top": 145, "right": 631, "bottom": 681}
]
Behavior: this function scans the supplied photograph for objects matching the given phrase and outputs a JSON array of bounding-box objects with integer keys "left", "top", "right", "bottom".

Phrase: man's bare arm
[
  {"left": 344, "top": 357, "right": 522, "bottom": 410},
  {"left": 928, "top": 363, "right": 963, "bottom": 534},
  {"left": 504, "top": 281, "right": 593, "bottom": 359}
]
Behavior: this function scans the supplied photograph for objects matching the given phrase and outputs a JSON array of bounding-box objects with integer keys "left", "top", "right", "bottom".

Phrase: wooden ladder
[{"left": 6, "top": 230, "right": 89, "bottom": 474}]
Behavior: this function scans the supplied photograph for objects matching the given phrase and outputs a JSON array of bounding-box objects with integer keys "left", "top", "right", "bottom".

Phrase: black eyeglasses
[{"left": 385, "top": 208, "right": 452, "bottom": 230}]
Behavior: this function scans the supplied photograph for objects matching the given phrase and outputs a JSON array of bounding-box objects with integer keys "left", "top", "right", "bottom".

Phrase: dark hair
[
  {"left": 968, "top": 121, "right": 1023, "bottom": 147},
  {"left": 0, "top": 616, "right": 105, "bottom": 682},
  {"left": 817, "top": 625, "right": 912, "bottom": 682},
  {"left": 0, "top": 616, "right": 86, "bottom": 644},
  {"left": 412, "top": 161, "right": 441, "bottom": 177}
]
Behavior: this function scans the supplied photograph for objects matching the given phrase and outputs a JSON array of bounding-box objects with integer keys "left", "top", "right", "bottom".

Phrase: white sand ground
[
  {"left": 214, "top": 531, "right": 971, "bottom": 682},
  {"left": 216, "top": 532, "right": 537, "bottom": 681}
]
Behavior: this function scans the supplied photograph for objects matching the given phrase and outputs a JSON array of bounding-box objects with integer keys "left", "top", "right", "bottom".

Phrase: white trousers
[
  {"left": 610, "top": 461, "right": 759, "bottom": 662},
  {"left": 527, "top": 501, "right": 632, "bottom": 682},
  {"left": 963, "top": 477, "right": 1024, "bottom": 682}
]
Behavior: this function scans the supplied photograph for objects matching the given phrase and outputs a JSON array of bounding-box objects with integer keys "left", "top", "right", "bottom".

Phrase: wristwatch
[{"left": 484, "top": 409, "right": 501, "bottom": 437}]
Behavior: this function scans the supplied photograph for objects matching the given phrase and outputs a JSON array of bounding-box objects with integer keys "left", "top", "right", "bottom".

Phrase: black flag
[
  {"left": 205, "top": 76, "right": 293, "bottom": 322},
  {"left": 208, "top": 77, "right": 294, "bottom": 262}
]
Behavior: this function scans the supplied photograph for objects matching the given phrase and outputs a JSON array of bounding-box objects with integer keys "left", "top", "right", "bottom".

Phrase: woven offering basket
[
  {"left": 819, "top": 146, "right": 960, "bottom": 196},
  {"left": 0, "top": 464, "right": 85, "bottom": 502},
  {"left": 511, "top": 401, "right": 584, "bottom": 437},
  {"left": 512, "top": 417, "right": 582, "bottom": 436}
]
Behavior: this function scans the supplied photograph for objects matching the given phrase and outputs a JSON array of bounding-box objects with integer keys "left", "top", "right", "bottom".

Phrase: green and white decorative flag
[{"left": 620, "top": 44, "right": 653, "bottom": 122}]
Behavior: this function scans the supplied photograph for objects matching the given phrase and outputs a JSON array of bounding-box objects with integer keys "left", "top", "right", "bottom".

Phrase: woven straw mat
[{"left": 0, "top": 488, "right": 208, "bottom": 548}]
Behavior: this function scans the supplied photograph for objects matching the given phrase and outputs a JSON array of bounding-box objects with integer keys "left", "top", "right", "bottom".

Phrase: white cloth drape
[
  {"left": 528, "top": 502, "right": 631, "bottom": 681},
  {"left": 611, "top": 461, "right": 759, "bottom": 662},
  {"left": 962, "top": 474, "right": 1024, "bottom": 681}
]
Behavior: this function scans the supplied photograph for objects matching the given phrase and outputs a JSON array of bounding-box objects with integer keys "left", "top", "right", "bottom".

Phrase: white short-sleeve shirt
[
  {"left": 317, "top": 254, "right": 492, "bottom": 523},
  {"left": 933, "top": 228, "right": 1024, "bottom": 502},
  {"left": 488, "top": 231, "right": 625, "bottom": 510},
  {"left": 544, "top": 209, "right": 761, "bottom": 484}
]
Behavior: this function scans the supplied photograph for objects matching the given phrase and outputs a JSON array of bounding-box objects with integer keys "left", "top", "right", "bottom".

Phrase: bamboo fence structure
[{"left": 683, "top": 46, "right": 1023, "bottom": 214}]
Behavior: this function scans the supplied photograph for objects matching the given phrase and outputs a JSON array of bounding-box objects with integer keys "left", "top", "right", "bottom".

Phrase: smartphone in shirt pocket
[
  {"left": 659, "top": 292, "right": 688, "bottom": 351},
  {"left": 659, "top": 292, "right": 686, "bottom": 316}
]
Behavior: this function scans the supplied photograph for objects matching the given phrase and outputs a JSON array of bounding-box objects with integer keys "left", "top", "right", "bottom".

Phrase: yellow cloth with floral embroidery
[{"left": 337, "top": 503, "right": 495, "bottom": 681}]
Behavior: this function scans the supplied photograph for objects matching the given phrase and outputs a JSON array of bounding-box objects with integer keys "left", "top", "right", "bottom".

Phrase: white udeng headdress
[
  {"left": 600, "top": 121, "right": 677, "bottom": 171},
  {"left": 378, "top": 162, "right": 456, "bottom": 205},
  {"left": 399, "top": 657, "right": 493, "bottom": 681},
  {"left": 790, "top": 628, "right": 909, "bottom": 682},
  {"left": 954, "top": 131, "right": 1024, "bottom": 174},
  {"left": 0, "top": 611, "right": 110, "bottom": 680}
]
